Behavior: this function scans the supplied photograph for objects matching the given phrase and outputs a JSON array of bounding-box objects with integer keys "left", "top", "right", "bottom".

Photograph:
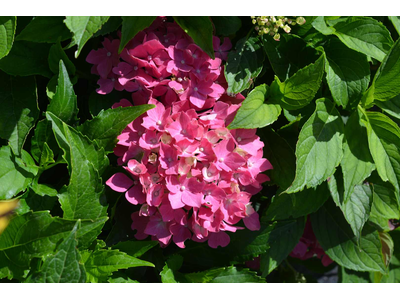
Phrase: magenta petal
[
  {"left": 125, "top": 184, "right": 145, "bottom": 205},
  {"left": 208, "top": 231, "right": 230, "bottom": 248},
  {"left": 106, "top": 173, "right": 133, "bottom": 192},
  {"left": 243, "top": 211, "right": 261, "bottom": 231},
  {"left": 181, "top": 191, "right": 202, "bottom": 208}
]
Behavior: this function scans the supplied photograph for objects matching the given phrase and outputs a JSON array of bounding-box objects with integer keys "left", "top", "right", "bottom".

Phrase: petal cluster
[{"left": 88, "top": 17, "right": 272, "bottom": 249}]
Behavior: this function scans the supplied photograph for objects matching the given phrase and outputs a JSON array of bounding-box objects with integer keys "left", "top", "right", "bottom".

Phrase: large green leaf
[
  {"left": 341, "top": 267, "right": 371, "bottom": 283},
  {"left": 173, "top": 17, "right": 214, "bottom": 59},
  {"left": 271, "top": 54, "right": 325, "bottom": 110},
  {"left": 30, "top": 119, "right": 59, "bottom": 166},
  {"left": 376, "top": 94, "right": 400, "bottom": 120},
  {"left": 324, "top": 38, "right": 370, "bottom": 109},
  {"left": 364, "top": 112, "right": 400, "bottom": 200},
  {"left": 332, "top": 17, "right": 393, "bottom": 62},
  {"left": 64, "top": 16, "right": 109, "bottom": 58},
  {"left": 0, "top": 16, "right": 16, "bottom": 59},
  {"left": 119, "top": 16, "right": 156, "bottom": 53},
  {"left": 286, "top": 98, "right": 344, "bottom": 193},
  {"left": 46, "top": 112, "right": 109, "bottom": 220},
  {"left": 311, "top": 200, "right": 387, "bottom": 273},
  {"left": 27, "top": 221, "right": 86, "bottom": 283},
  {"left": 0, "top": 211, "right": 107, "bottom": 280},
  {"left": 0, "top": 72, "right": 38, "bottom": 156},
  {"left": 112, "top": 240, "right": 158, "bottom": 258},
  {"left": 47, "top": 60, "right": 78, "bottom": 125},
  {"left": 0, "top": 146, "right": 38, "bottom": 200},
  {"left": 227, "top": 84, "right": 281, "bottom": 129},
  {"left": 16, "top": 16, "right": 71, "bottom": 43},
  {"left": 225, "top": 36, "right": 264, "bottom": 94},
  {"left": 389, "top": 16, "right": 400, "bottom": 35},
  {"left": 184, "top": 266, "right": 265, "bottom": 283},
  {"left": 263, "top": 34, "right": 319, "bottom": 81},
  {"left": 48, "top": 41, "right": 76, "bottom": 75},
  {"left": 0, "top": 41, "right": 52, "bottom": 77},
  {"left": 341, "top": 109, "right": 375, "bottom": 204},
  {"left": 211, "top": 16, "right": 242, "bottom": 37},
  {"left": 77, "top": 105, "right": 154, "bottom": 152},
  {"left": 81, "top": 249, "right": 154, "bottom": 283}
]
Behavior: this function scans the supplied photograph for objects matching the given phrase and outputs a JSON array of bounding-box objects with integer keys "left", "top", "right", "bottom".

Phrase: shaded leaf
[
  {"left": 0, "top": 16, "right": 16, "bottom": 59},
  {"left": 119, "top": 16, "right": 156, "bottom": 53}
]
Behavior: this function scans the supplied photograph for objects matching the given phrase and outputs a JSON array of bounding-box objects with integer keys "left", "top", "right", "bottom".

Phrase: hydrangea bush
[{"left": 1, "top": 16, "right": 400, "bottom": 283}]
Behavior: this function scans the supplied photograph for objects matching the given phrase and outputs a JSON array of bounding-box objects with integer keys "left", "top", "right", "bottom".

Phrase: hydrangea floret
[
  {"left": 251, "top": 16, "right": 306, "bottom": 41},
  {"left": 87, "top": 17, "right": 272, "bottom": 249}
]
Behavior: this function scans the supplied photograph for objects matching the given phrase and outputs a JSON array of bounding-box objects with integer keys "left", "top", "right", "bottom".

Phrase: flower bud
[
  {"left": 296, "top": 17, "right": 306, "bottom": 25},
  {"left": 283, "top": 25, "right": 291, "bottom": 33},
  {"left": 273, "top": 33, "right": 281, "bottom": 41}
]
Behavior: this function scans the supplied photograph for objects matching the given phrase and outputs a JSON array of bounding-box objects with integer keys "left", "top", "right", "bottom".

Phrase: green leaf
[
  {"left": 184, "top": 266, "right": 265, "bottom": 283},
  {"left": 376, "top": 94, "right": 400, "bottom": 120},
  {"left": 225, "top": 36, "right": 264, "bottom": 94},
  {"left": 64, "top": 16, "right": 110, "bottom": 58},
  {"left": 341, "top": 109, "right": 375, "bottom": 204},
  {"left": 77, "top": 105, "right": 154, "bottom": 152},
  {"left": 108, "top": 277, "right": 138, "bottom": 283},
  {"left": 227, "top": 84, "right": 281, "bottom": 129},
  {"left": 112, "top": 240, "right": 158, "bottom": 258},
  {"left": 160, "top": 255, "right": 183, "bottom": 283},
  {"left": 364, "top": 112, "right": 400, "bottom": 200},
  {"left": 263, "top": 34, "right": 319, "bottom": 81},
  {"left": 211, "top": 16, "right": 242, "bottom": 37},
  {"left": 48, "top": 41, "right": 76, "bottom": 75},
  {"left": 389, "top": 16, "right": 400, "bottom": 35},
  {"left": 173, "top": 17, "right": 214, "bottom": 59},
  {"left": 0, "top": 72, "right": 39, "bottom": 156},
  {"left": 286, "top": 98, "right": 344, "bottom": 193},
  {"left": 94, "top": 17, "right": 122, "bottom": 38},
  {"left": 0, "top": 146, "right": 37, "bottom": 200},
  {"left": 0, "top": 211, "right": 107, "bottom": 280},
  {"left": 271, "top": 54, "right": 325, "bottom": 110},
  {"left": 47, "top": 60, "right": 78, "bottom": 125},
  {"left": 332, "top": 16, "right": 393, "bottom": 62},
  {"left": 311, "top": 16, "right": 336, "bottom": 35},
  {"left": 311, "top": 200, "right": 387, "bottom": 273},
  {"left": 46, "top": 112, "right": 109, "bottom": 220},
  {"left": 341, "top": 267, "right": 371, "bottom": 283},
  {"left": 0, "top": 16, "right": 16, "bottom": 59},
  {"left": 264, "top": 183, "right": 329, "bottom": 221},
  {"left": 81, "top": 249, "right": 154, "bottom": 283},
  {"left": 15, "top": 16, "right": 71, "bottom": 43},
  {"left": 119, "top": 16, "right": 156, "bottom": 53},
  {"left": 27, "top": 221, "right": 86, "bottom": 283},
  {"left": 324, "top": 38, "right": 370, "bottom": 109},
  {"left": 0, "top": 41, "right": 52, "bottom": 77},
  {"left": 30, "top": 119, "right": 59, "bottom": 165}
]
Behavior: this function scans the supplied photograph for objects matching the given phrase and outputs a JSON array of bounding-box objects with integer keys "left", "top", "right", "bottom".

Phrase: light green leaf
[
  {"left": 46, "top": 112, "right": 109, "bottom": 220},
  {"left": 77, "top": 105, "right": 154, "bottom": 152},
  {"left": 0, "top": 41, "right": 52, "bottom": 77},
  {"left": 184, "top": 266, "right": 265, "bottom": 283},
  {"left": 160, "top": 255, "right": 183, "bottom": 283},
  {"left": 389, "top": 16, "right": 400, "bottom": 35},
  {"left": 225, "top": 36, "right": 264, "bottom": 94},
  {"left": 228, "top": 84, "right": 281, "bottom": 129},
  {"left": 311, "top": 16, "right": 336, "bottom": 35},
  {"left": 64, "top": 16, "right": 110, "bottom": 58},
  {"left": 376, "top": 94, "right": 400, "bottom": 120},
  {"left": 341, "top": 109, "right": 375, "bottom": 204},
  {"left": 0, "top": 211, "right": 107, "bottom": 280},
  {"left": 27, "top": 221, "right": 86, "bottom": 283},
  {"left": 211, "top": 16, "right": 242, "bottom": 37},
  {"left": 311, "top": 200, "right": 387, "bottom": 273},
  {"left": 324, "top": 38, "right": 370, "bottom": 109},
  {"left": 108, "top": 277, "right": 139, "bottom": 283},
  {"left": 271, "top": 55, "right": 325, "bottom": 110},
  {"left": 0, "top": 16, "right": 16, "bottom": 59},
  {"left": 82, "top": 249, "right": 154, "bottom": 283},
  {"left": 364, "top": 112, "right": 400, "bottom": 200},
  {"left": 119, "top": 16, "right": 156, "bottom": 53},
  {"left": 47, "top": 60, "right": 78, "bottom": 125},
  {"left": 332, "top": 16, "right": 393, "bottom": 62},
  {"left": 0, "top": 146, "right": 37, "bottom": 200},
  {"left": 16, "top": 16, "right": 71, "bottom": 43},
  {"left": 0, "top": 72, "right": 38, "bottom": 156},
  {"left": 286, "top": 98, "right": 344, "bottom": 193},
  {"left": 173, "top": 17, "right": 214, "bottom": 59},
  {"left": 341, "top": 267, "right": 371, "bottom": 283}
]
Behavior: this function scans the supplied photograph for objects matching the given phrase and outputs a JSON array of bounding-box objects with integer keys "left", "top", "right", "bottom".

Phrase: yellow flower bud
[
  {"left": 273, "top": 33, "right": 280, "bottom": 41},
  {"left": 296, "top": 17, "right": 306, "bottom": 25}
]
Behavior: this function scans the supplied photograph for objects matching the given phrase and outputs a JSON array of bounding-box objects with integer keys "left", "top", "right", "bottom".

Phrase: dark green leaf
[
  {"left": 271, "top": 54, "right": 325, "bottom": 110},
  {"left": 48, "top": 41, "right": 76, "bottom": 75},
  {"left": 0, "top": 41, "right": 52, "bottom": 77},
  {"left": 0, "top": 72, "right": 38, "bottom": 155},
  {"left": 211, "top": 16, "right": 242, "bottom": 37},
  {"left": 376, "top": 94, "right": 400, "bottom": 120},
  {"left": 31, "top": 119, "right": 59, "bottom": 166},
  {"left": 341, "top": 267, "right": 371, "bottom": 283},
  {"left": 81, "top": 249, "right": 154, "bottom": 283},
  {"left": 324, "top": 38, "right": 370, "bottom": 109},
  {"left": 64, "top": 16, "right": 110, "bottom": 58},
  {"left": 227, "top": 84, "right": 281, "bottom": 129},
  {"left": 112, "top": 240, "right": 158, "bottom": 258},
  {"left": 94, "top": 17, "right": 122, "bottom": 37},
  {"left": 46, "top": 112, "right": 109, "bottom": 220},
  {"left": 119, "top": 16, "right": 156, "bottom": 53},
  {"left": 185, "top": 266, "right": 265, "bottom": 283},
  {"left": 47, "top": 60, "right": 78, "bottom": 125},
  {"left": 0, "top": 16, "right": 16, "bottom": 59},
  {"left": 160, "top": 255, "right": 183, "bottom": 283},
  {"left": 77, "top": 105, "right": 154, "bottom": 152},
  {"left": 286, "top": 98, "right": 344, "bottom": 193},
  {"left": 16, "top": 16, "right": 71, "bottom": 43},
  {"left": 311, "top": 200, "right": 386, "bottom": 273},
  {"left": 225, "top": 36, "right": 264, "bottom": 94},
  {"left": 173, "top": 17, "right": 214, "bottom": 59}
]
